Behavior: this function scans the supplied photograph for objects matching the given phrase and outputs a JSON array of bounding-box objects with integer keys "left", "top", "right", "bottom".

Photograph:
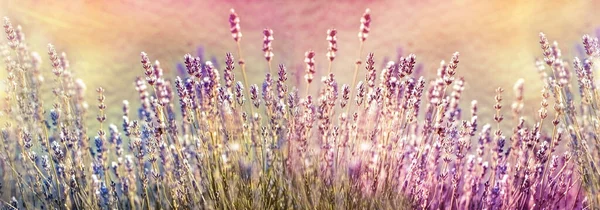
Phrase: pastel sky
[{"left": 1, "top": 0, "right": 599, "bottom": 124}]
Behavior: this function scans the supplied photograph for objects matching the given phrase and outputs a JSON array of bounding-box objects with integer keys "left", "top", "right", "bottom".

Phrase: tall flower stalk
[{"left": 0, "top": 10, "right": 598, "bottom": 210}]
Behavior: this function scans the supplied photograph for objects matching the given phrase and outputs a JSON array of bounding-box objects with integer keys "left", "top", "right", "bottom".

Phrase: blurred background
[{"left": 1, "top": 0, "right": 600, "bottom": 127}]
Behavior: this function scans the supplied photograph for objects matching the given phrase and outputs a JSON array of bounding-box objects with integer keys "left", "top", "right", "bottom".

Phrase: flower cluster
[{"left": 0, "top": 9, "right": 598, "bottom": 210}]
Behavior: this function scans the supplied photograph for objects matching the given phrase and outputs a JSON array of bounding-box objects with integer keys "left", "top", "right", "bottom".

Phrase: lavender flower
[
  {"left": 326, "top": 29, "right": 337, "bottom": 61},
  {"left": 262, "top": 29, "right": 274, "bottom": 61},
  {"left": 0, "top": 10, "right": 594, "bottom": 210},
  {"left": 358, "top": 9, "right": 371, "bottom": 42}
]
